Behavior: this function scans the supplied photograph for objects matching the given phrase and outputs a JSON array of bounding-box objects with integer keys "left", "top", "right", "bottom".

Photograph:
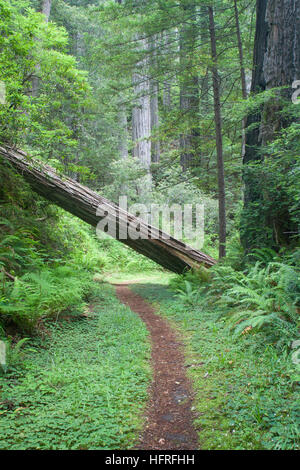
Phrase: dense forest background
[{"left": 0, "top": 0, "right": 299, "bottom": 451}]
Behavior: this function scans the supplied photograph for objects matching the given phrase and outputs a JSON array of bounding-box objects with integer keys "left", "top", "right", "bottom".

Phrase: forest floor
[{"left": 1, "top": 271, "right": 298, "bottom": 450}]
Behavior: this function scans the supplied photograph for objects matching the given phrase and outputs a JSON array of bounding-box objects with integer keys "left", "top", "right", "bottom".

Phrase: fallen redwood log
[{"left": 0, "top": 146, "right": 217, "bottom": 273}]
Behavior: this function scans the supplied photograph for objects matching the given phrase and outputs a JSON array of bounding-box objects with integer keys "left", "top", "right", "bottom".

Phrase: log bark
[{"left": 0, "top": 146, "right": 216, "bottom": 273}]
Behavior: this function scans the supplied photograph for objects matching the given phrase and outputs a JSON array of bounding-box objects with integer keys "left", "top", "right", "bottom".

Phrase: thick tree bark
[
  {"left": 208, "top": 6, "right": 227, "bottom": 259},
  {"left": 0, "top": 146, "right": 216, "bottom": 273},
  {"left": 261, "top": 0, "right": 300, "bottom": 144},
  {"left": 242, "top": 0, "right": 300, "bottom": 249},
  {"left": 244, "top": 0, "right": 268, "bottom": 167}
]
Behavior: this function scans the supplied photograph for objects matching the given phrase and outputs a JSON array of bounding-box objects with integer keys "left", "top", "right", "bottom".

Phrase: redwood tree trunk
[
  {"left": 242, "top": 0, "right": 300, "bottom": 250},
  {"left": 0, "top": 146, "right": 216, "bottom": 273}
]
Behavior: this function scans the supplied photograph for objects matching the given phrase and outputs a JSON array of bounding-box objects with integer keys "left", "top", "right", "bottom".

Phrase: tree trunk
[
  {"left": 179, "top": 1, "right": 200, "bottom": 171},
  {"left": 0, "top": 146, "right": 216, "bottom": 273},
  {"left": 41, "top": 0, "right": 52, "bottom": 22},
  {"left": 32, "top": 0, "right": 52, "bottom": 97},
  {"left": 132, "top": 39, "right": 151, "bottom": 171},
  {"left": 242, "top": 0, "right": 300, "bottom": 250},
  {"left": 233, "top": 0, "right": 248, "bottom": 158},
  {"left": 162, "top": 31, "right": 172, "bottom": 109},
  {"left": 118, "top": 105, "right": 129, "bottom": 159},
  {"left": 150, "top": 35, "right": 160, "bottom": 163},
  {"left": 234, "top": 0, "right": 247, "bottom": 101},
  {"left": 150, "top": 80, "right": 160, "bottom": 162},
  {"left": 115, "top": 1, "right": 129, "bottom": 161},
  {"left": 208, "top": 6, "right": 227, "bottom": 259}
]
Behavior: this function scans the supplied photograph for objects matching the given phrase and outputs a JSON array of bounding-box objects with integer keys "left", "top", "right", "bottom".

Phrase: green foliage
[
  {"left": 0, "top": 337, "right": 30, "bottom": 374},
  {"left": 241, "top": 110, "right": 300, "bottom": 251},
  {"left": 133, "top": 281, "right": 300, "bottom": 450},
  {"left": 0, "top": 267, "right": 92, "bottom": 330},
  {"left": 170, "top": 256, "right": 300, "bottom": 348},
  {"left": 0, "top": 283, "right": 151, "bottom": 449},
  {"left": 173, "top": 280, "right": 201, "bottom": 306},
  {"left": 0, "top": 167, "right": 103, "bottom": 332},
  {"left": 96, "top": 237, "right": 161, "bottom": 273},
  {"left": 0, "top": 0, "right": 91, "bottom": 172}
]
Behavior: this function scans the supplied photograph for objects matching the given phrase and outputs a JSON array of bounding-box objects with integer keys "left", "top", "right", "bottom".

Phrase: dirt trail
[{"left": 114, "top": 284, "right": 199, "bottom": 450}]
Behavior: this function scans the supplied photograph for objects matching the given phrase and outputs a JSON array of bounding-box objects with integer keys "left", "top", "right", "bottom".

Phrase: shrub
[{"left": 0, "top": 266, "right": 92, "bottom": 330}]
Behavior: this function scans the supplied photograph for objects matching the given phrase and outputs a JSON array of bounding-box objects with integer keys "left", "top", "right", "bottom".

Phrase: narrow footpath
[{"left": 114, "top": 283, "right": 199, "bottom": 450}]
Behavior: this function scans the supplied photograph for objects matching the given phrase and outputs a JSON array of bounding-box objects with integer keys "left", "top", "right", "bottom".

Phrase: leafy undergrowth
[
  {"left": 100, "top": 270, "right": 173, "bottom": 285},
  {"left": 0, "top": 283, "right": 151, "bottom": 450},
  {"left": 132, "top": 282, "right": 300, "bottom": 450}
]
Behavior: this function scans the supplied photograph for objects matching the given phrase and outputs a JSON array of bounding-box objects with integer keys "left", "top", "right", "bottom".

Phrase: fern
[
  {"left": 0, "top": 266, "right": 91, "bottom": 330},
  {"left": 174, "top": 280, "right": 201, "bottom": 306}
]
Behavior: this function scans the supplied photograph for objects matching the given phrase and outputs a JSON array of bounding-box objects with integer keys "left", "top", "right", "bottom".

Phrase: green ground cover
[
  {"left": 0, "top": 283, "right": 151, "bottom": 450},
  {"left": 132, "top": 280, "right": 300, "bottom": 450}
]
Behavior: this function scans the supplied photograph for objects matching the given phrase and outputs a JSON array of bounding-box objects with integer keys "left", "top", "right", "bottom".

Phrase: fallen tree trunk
[{"left": 0, "top": 146, "right": 216, "bottom": 273}]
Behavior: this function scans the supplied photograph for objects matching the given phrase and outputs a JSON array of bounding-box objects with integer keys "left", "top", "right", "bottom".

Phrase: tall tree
[
  {"left": 179, "top": 0, "right": 199, "bottom": 172},
  {"left": 32, "top": 0, "right": 52, "bottom": 97},
  {"left": 242, "top": 0, "right": 300, "bottom": 250},
  {"left": 41, "top": 0, "right": 51, "bottom": 21},
  {"left": 234, "top": 0, "right": 248, "bottom": 157},
  {"left": 150, "top": 35, "right": 160, "bottom": 163},
  {"left": 162, "top": 31, "right": 172, "bottom": 109},
  {"left": 115, "top": 0, "right": 129, "bottom": 160},
  {"left": 208, "top": 5, "right": 226, "bottom": 259},
  {"left": 132, "top": 39, "right": 151, "bottom": 172}
]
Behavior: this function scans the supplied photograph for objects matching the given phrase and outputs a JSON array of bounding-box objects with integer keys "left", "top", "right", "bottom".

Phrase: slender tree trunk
[
  {"left": 179, "top": 1, "right": 199, "bottom": 171},
  {"left": 150, "top": 80, "right": 160, "bottom": 162},
  {"left": 32, "top": 0, "right": 52, "bottom": 97},
  {"left": 132, "top": 38, "right": 151, "bottom": 171},
  {"left": 118, "top": 106, "right": 129, "bottom": 159},
  {"left": 233, "top": 0, "right": 248, "bottom": 157},
  {"left": 150, "top": 35, "right": 160, "bottom": 163},
  {"left": 208, "top": 6, "right": 226, "bottom": 259},
  {"left": 41, "top": 0, "right": 51, "bottom": 21},
  {"left": 162, "top": 31, "right": 172, "bottom": 109},
  {"left": 234, "top": 0, "right": 247, "bottom": 100},
  {"left": 115, "top": 0, "right": 129, "bottom": 161}
]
